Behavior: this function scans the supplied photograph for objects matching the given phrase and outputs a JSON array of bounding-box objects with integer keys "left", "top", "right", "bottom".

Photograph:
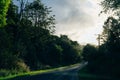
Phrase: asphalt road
[{"left": 13, "top": 62, "right": 87, "bottom": 80}]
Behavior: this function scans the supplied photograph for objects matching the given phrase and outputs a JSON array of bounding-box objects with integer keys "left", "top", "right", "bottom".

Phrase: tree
[
  {"left": 101, "top": 17, "right": 120, "bottom": 56},
  {"left": 82, "top": 44, "right": 98, "bottom": 61},
  {"left": 58, "top": 35, "right": 81, "bottom": 65},
  {"left": 47, "top": 44, "right": 63, "bottom": 66},
  {"left": 22, "top": 0, "right": 55, "bottom": 33},
  {"left": 99, "top": 17, "right": 120, "bottom": 77},
  {"left": 7, "top": 1, "right": 19, "bottom": 25},
  {"left": 0, "top": 0, "right": 82, "bottom": 77},
  {"left": 82, "top": 44, "right": 99, "bottom": 73},
  {"left": 17, "top": 0, "right": 28, "bottom": 20},
  {"left": 0, "top": 0, "right": 10, "bottom": 27},
  {"left": 0, "top": 0, "right": 56, "bottom": 70},
  {"left": 101, "top": 0, "right": 120, "bottom": 17}
]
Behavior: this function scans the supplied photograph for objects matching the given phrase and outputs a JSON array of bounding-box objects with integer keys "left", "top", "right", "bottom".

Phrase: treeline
[
  {"left": 0, "top": 0, "right": 82, "bottom": 76},
  {"left": 82, "top": 0, "right": 120, "bottom": 78}
]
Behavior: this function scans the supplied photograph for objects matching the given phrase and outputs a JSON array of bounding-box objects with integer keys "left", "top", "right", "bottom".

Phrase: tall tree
[
  {"left": 22, "top": 0, "right": 55, "bottom": 32},
  {"left": 7, "top": 1, "right": 19, "bottom": 25},
  {"left": 102, "top": 17, "right": 120, "bottom": 54},
  {"left": 16, "top": 0, "right": 29, "bottom": 20}
]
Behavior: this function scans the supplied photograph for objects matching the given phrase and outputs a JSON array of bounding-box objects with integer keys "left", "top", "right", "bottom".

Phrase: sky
[
  {"left": 41, "top": 0, "right": 108, "bottom": 45},
  {"left": 14, "top": 0, "right": 108, "bottom": 45}
]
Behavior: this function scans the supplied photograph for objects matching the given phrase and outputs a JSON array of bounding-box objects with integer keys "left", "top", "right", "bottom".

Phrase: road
[{"left": 12, "top": 62, "right": 87, "bottom": 80}]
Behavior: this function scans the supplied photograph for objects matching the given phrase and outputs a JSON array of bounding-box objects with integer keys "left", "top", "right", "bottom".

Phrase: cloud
[
  {"left": 51, "top": 0, "right": 101, "bottom": 30},
  {"left": 42, "top": 0, "right": 107, "bottom": 44}
]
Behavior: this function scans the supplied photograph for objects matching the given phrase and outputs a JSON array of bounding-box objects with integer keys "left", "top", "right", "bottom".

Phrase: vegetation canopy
[{"left": 0, "top": 0, "right": 82, "bottom": 77}]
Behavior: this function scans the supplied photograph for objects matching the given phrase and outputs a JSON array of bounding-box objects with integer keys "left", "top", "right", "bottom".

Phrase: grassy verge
[
  {"left": 0, "top": 63, "right": 80, "bottom": 80},
  {"left": 78, "top": 66, "right": 113, "bottom": 80}
]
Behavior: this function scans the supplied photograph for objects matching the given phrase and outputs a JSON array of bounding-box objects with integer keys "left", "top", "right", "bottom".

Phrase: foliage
[
  {"left": 58, "top": 35, "right": 82, "bottom": 65},
  {"left": 101, "top": 0, "right": 120, "bottom": 17},
  {"left": 0, "top": 64, "right": 79, "bottom": 79},
  {"left": 7, "top": 1, "right": 19, "bottom": 25},
  {"left": 0, "top": 0, "right": 11, "bottom": 27},
  {"left": 22, "top": 0, "right": 55, "bottom": 33},
  {"left": 80, "top": 0, "right": 120, "bottom": 78},
  {"left": 102, "top": 17, "right": 120, "bottom": 53},
  {"left": 83, "top": 16, "right": 120, "bottom": 77},
  {"left": 82, "top": 44, "right": 98, "bottom": 61},
  {"left": 0, "top": 0, "right": 82, "bottom": 77},
  {"left": 101, "top": 0, "right": 120, "bottom": 11},
  {"left": 100, "top": 17, "right": 120, "bottom": 77}
]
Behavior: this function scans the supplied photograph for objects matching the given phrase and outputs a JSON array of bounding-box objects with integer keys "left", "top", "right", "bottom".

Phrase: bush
[
  {"left": 0, "top": 69, "right": 10, "bottom": 77},
  {"left": 15, "top": 60, "right": 30, "bottom": 72}
]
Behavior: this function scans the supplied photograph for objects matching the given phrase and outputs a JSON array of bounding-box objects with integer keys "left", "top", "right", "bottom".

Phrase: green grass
[
  {"left": 78, "top": 66, "right": 113, "bottom": 80},
  {"left": 0, "top": 63, "right": 80, "bottom": 80}
]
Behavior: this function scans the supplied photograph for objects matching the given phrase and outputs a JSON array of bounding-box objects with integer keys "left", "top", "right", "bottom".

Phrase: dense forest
[
  {"left": 0, "top": 0, "right": 82, "bottom": 76},
  {"left": 0, "top": 0, "right": 120, "bottom": 79},
  {"left": 82, "top": 0, "right": 120, "bottom": 78}
]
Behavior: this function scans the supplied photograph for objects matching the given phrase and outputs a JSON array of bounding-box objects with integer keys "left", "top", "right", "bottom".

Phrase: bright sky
[
  {"left": 41, "top": 0, "right": 108, "bottom": 45},
  {"left": 14, "top": 0, "right": 108, "bottom": 45},
  {"left": 13, "top": 0, "right": 108, "bottom": 45}
]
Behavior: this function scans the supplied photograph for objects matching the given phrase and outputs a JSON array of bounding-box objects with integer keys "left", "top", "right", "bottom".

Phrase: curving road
[{"left": 13, "top": 62, "right": 87, "bottom": 80}]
